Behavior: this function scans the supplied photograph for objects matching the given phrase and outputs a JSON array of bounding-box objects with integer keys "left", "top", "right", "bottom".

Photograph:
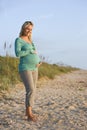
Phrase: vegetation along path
[{"left": 0, "top": 70, "right": 87, "bottom": 130}]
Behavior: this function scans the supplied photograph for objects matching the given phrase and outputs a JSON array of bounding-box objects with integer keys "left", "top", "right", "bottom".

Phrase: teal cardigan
[{"left": 15, "top": 37, "right": 41, "bottom": 72}]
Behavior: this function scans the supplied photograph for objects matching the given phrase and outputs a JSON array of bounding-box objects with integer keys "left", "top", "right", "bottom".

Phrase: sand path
[{"left": 0, "top": 70, "right": 87, "bottom": 130}]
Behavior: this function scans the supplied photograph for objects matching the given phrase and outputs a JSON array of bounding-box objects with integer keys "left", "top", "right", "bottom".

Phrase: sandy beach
[{"left": 0, "top": 69, "right": 87, "bottom": 130}]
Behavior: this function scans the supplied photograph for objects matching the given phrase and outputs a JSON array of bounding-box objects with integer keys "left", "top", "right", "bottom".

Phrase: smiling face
[
  {"left": 19, "top": 21, "right": 33, "bottom": 37},
  {"left": 25, "top": 25, "right": 33, "bottom": 37}
]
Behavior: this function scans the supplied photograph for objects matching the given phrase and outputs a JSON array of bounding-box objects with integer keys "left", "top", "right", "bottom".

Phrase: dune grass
[
  {"left": 38, "top": 62, "right": 78, "bottom": 79},
  {"left": 0, "top": 56, "right": 78, "bottom": 91}
]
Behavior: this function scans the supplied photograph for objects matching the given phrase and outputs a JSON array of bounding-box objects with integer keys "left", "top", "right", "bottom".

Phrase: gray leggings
[{"left": 19, "top": 70, "right": 38, "bottom": 107}]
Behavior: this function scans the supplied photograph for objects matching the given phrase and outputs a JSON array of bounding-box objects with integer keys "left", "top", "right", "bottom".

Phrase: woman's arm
[{"left": 15, "top": 38, "right": 31, "bottom": 57}]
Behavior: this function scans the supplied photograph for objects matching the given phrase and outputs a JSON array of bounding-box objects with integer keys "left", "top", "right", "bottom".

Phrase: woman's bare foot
[
  {"left": 26, "top": 107, "right": 38, "bottom": 122},
  {"left": 28, "top": 114, "right": 38, "bottom": 122}
]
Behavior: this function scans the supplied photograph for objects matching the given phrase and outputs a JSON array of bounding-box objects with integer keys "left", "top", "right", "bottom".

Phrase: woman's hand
[
  {"left": 33, "top": 50, "right": 37, "bottom": 54},
  {"left": 36, "top": 62, "right": 42, "bottom": 68}
]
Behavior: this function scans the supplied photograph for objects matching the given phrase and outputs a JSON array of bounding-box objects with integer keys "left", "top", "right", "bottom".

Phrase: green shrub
[{"left": 0, "top": 56, "right": 78, "bottom": 91}]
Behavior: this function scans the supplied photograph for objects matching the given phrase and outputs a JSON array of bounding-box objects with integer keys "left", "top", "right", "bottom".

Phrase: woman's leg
[
  {"left": 19, "top": 70, "right": 38, "bottom": 121},
  {"left": 27, "top": 70, "right": 38, "bottom": 118},
  {"left": 32, "top": 69, "right": 38, "bottom": 100},
  {"left": 19, "top": 71, "right": 34, "bottom": 113}
]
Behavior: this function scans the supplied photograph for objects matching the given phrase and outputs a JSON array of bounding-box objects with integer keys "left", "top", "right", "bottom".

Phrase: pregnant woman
[{"left": 15, "top": 21, "right": 42, "bottom": 121}]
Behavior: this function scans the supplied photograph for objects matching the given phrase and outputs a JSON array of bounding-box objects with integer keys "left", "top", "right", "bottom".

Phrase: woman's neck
[{"left": 20, "top": 36, "right": 32, "bottom": 44}]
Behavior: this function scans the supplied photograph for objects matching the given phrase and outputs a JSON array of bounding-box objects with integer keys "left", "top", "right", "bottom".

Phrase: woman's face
[{"left": 25, "top": 25, "right": 33, "bottom": 36}]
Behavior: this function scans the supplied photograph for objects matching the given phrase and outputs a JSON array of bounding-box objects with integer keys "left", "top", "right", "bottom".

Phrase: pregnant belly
[{"left": 24, "top": 54, "right": 40, "bottom": 64}]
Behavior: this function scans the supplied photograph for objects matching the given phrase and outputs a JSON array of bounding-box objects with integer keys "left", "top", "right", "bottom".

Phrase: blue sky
[{"left": 0, "top": 0, "right": 87, "bottom": 69}]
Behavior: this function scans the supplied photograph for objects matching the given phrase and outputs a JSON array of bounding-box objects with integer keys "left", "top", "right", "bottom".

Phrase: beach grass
[{"left": 0, "top": 56, "right": 78, "bottom": 91}]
